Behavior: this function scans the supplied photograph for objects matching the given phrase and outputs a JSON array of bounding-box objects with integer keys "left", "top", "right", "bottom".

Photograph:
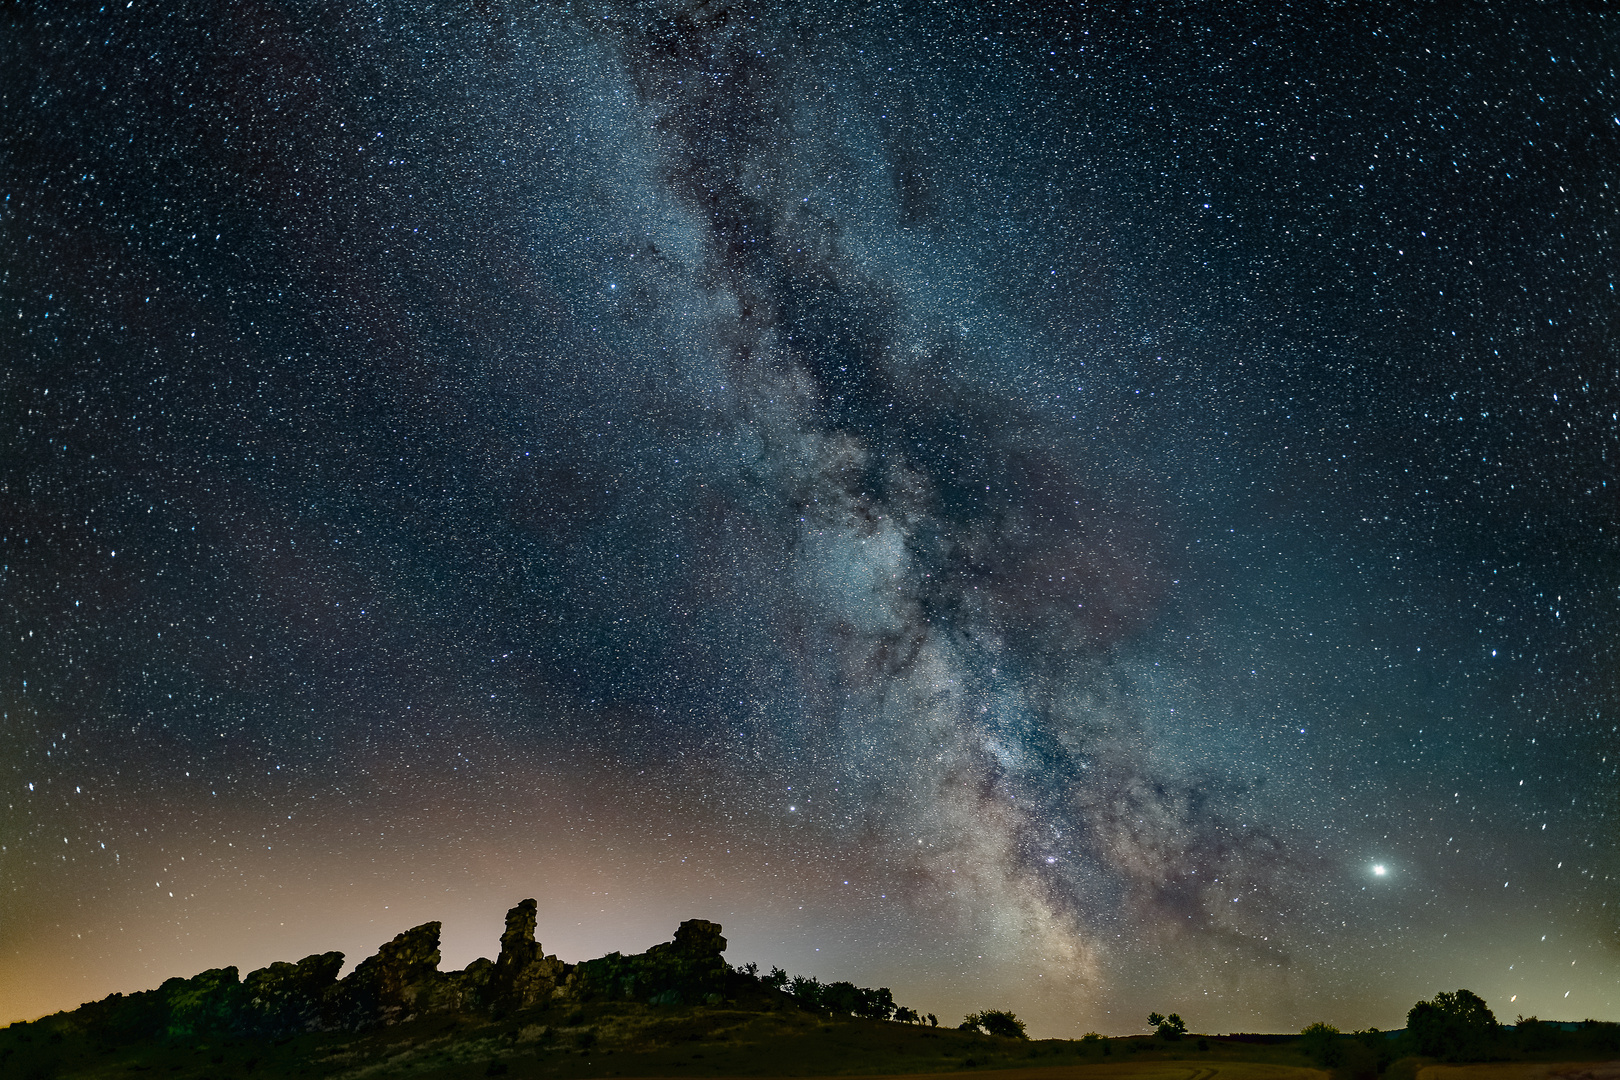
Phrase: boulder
[{"left": 665, "top": 919, "right": 726, "bottom": 958}]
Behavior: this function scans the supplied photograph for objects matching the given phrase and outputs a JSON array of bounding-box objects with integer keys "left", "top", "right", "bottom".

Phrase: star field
[{"left": 2, "top": 1, "right": 1616, "bottom": 1035}]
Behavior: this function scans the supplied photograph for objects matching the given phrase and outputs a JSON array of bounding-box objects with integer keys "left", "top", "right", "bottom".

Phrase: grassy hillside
[
  {"left": 8, "top": 994, "right": 1619, "bottom": 1080},
  {"left": 0, "top": 1000, "right": 1339, "bottom": 1080}
]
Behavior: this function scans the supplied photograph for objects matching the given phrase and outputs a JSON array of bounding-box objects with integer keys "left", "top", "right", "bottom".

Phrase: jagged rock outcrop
[
  {"left": 660, "top": 919, "right": 727, "bottom": 962},
  {"left": 570, "top": 918, "right": 730, "bottom": 1006},
  {"left": 433, "top": 955, "right": 495, "bottom": 1012},
  {"left": 43, "top": 905, "right": 737, "bottom": 1044},
  {"left": 324, "top": 921, "right": 442, "bottom": 1029},
  {"left": 242, "top": 952, "right": 345, "bottom": 1035},
  {"left": 488, "top": 899, "right": 566, "bottom": 1010},
  {"left": 161, "top": 966, "right": 242, "bottom": 1039}
]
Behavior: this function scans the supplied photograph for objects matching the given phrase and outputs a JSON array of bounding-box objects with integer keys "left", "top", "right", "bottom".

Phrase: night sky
[{"left": 3, "top": 1, "right": 1617, "bottom": 1036}]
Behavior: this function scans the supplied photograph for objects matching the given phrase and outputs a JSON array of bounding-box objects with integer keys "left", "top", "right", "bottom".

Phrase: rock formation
[
  {"left": 489, "top": 899, "right": 566, "bottom": 1010},
  {"left": 160, "top": 966, "right": 242, "bottom": 1039},
  {"left": 47, "top": 903, "right": 737, "bottom": 1043},
  {"left": 243, "top": 952, "right": 344, "bottom": 1034},
  {"left": 570, "top": 918, "right": 730, "bottom": 1006},
  {"left": 325, "top": 921, "right": 443, "bottom": 1029}
]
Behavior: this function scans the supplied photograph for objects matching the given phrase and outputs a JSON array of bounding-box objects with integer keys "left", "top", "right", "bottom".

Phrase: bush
[
  {"left": 1337, "top": 1039, "right": 1380, "bottom": 1080},
  {"left": 1407, "top": 989, "right": 1497, "bottom": 1061},
  {"left": 1584, "top": 1020, "right": 1620, "bottom": 1054},
  {"left": 1514, "top": 1016, "right": 1560, "bottom": 1053},
  {"left": 1300, "top": 1022, "right": 1344, "bottom": 1067},
  {"left": 1353, "top": 1028, "right": 1398, "bottom": 1075}
]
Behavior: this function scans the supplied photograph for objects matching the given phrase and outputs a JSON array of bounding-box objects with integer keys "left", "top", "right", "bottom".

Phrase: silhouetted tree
[
  {"left": 788, "top": 974, "right": 823, "bottom": 1007},
  {"left": 1148, "top": 1011, "right": 1187, "bottom": 1040},
  {"left": 859, "top": 986, "right": 896, "bottom": 1021},
  {"left": 978, "top": 1010, "right": 1027, "bottom": 1039},
  {"left": 957, "top": 1010, "right": 1026, "bottom": 1039},
  {"left": 1407, "top": 989, "right": 1497, "bottom": 1061},
  {"left": 821, "top": 981, "right": 859, "bottom": 1015}
]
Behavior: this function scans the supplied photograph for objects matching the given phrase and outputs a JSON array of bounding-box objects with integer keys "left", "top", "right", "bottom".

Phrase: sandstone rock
[
  {"left": 243, "top": 952, "right": 344, "bottom": 1035},
  {"left": 326, "top": 921, "right": 442, "bottom": 1029},
  {"left": 666, "top": 919, "right": 727, "bottom": 958},
  {"left": 161, "top": 967, "right": 242, "bottom": 1039},
  {"left": 422, "top": 956, "right": 494, "bottom": 1014},
  {"left": 42, "top": 901, "right": 741, "bottom": 1045},
  {"left": 570, "top": 919, "right": 729, "bottom": 1006},
  {"left": 489, "top": 899, "right": 566, "bottom": 1010}
]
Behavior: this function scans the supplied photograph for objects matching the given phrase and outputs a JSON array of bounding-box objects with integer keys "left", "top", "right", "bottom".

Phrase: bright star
[{"left": 1373, "top": 864, "right": 1386, "bottom": 876}]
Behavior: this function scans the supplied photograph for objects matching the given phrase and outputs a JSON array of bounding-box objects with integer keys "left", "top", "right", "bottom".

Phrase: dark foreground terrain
[
  {"left": 0, "top": 1001, "right": 1315, "bottom": 1080},
  {"left": 5, "top": 900, "right": 1617, "bottom": 1080}
]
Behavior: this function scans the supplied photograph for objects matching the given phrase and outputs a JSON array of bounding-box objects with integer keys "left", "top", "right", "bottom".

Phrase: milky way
[{"left": 3, "top": 2, "right": 1616, "bottom": 1034}]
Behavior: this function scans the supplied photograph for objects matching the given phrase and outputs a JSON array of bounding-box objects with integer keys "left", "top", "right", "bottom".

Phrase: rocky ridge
[{"left": 63, "top": 900, "right": 732, "bottom": 1042}]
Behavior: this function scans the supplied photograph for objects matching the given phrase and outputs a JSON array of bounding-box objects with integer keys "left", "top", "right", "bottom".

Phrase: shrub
[
  {"left": 1584, "top": 1020, "right": 1620, "bottom": 1054},
  {"left": 1300, "top": 1022, "right": 1344, "bottom": 1067},
  {"left": 1339, "top": 1038, "right": 1380, "bottom": 1080},
  {"left": 1514, "top": 1016, "right": 1559, "bottom": 1053}
]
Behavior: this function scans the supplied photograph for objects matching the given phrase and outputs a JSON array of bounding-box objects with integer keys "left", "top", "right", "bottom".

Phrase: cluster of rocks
[
  {"left": 66, "top": 900, "right": 731, "bottom": 1042},
  {"left": 570, "top": 917, "right": 730, "bottom": 1007}
]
